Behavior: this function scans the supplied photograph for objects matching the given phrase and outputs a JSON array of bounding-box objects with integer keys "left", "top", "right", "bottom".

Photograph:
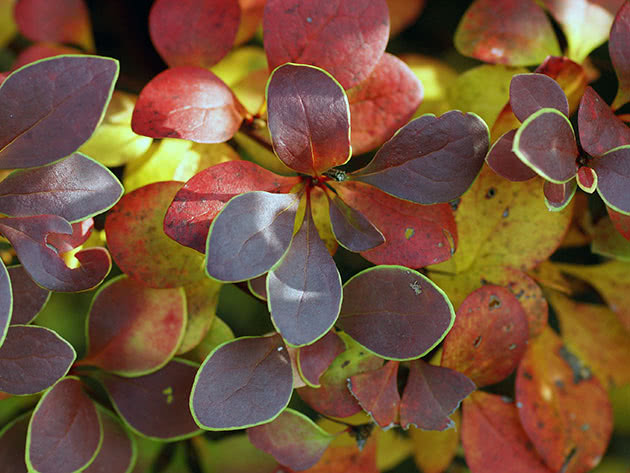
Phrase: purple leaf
[
  {"left": 509, "top": 73, "right": 569, "bottom": 122},
  {"left": 485, "top": 130, "right": 538, "bottom": 182},
  {"left": 266, "top": 64, "right": 351, "bottom": 175},
  {"left": 8, "top": 266, "right": 50, "bottom": 325},
  {"left": 592, "top": 145, "right": 630, "bottom": 214},
  {"left": 0, "top": 55, "right": 118, "bottom": 169},
  {"left": 103, "top": 359, "right": 201, "bottom": 440},
  {"left": 0, "top": 325, "right": 75, "bottom": 395},
  {"left": 206, "top": 191, "right": 300, "bottom": 282},
  {"left": 543, "top": 179, "right": 577, "bottom": 212},
  {"left": 0, "top": 260, "right": 10, "bottom": 347},
  {"left": 268, "top": 205, "right": 342, "bottom": 346},
  {"left": 26, "top": 377, "right": 102, "bottom": 473},
  {"left": 84, "top": 407, "right": 136, "bottom": 473},
  {"left": 191, "top": 334, "right": 293, "bottom": 430},
  {"left": 513, "top": 108, "right": 578, "bottom": 183},
  {"left": 578, "top": 87, "right": 630, "bottom": 157},
  {"left": 354, "top": 111, "right": 489, "bottom": 204},
  {"left": 297, "top": 330, "right": 345, "bottom": 387},
  {"left": 337, "top": 266, "right": 455, "bottom": 360},
  {"left": 0, "top": 153, "right": 122, "bottom": 222},
  {"left": 248, "top": 274, "right": 268, "bottom": 301},
  {"left": 0, "top": 215, "right": 111, "bottom": 292},
  {"left": 328, "top": 194, "right": 384, "bottom": 252},
  {"left": 0, "top": 413, "right": 29, "bottom": 473},
  {"left": 610, "top": 1, "right": 630, "bottom": 110},
  {"left": 399, "top": 359, "right": 476, "bottom": 430}
]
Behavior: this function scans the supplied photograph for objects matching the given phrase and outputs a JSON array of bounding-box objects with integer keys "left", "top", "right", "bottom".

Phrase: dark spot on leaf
[
  {"left": 449, "top": 198, "right": 460, "bottom": 211},
  {"left": 554, "top": 379, "right": 565, "bottom": 389},
  {"left": 485, "top": 187, "right": 496, "bottom": 199},
  {"left": 580, "top": 423, "right": 590, "bottom": 431},
  {"left": 503, "top": 322, "right": 514, "bottom": 332},
  {"left": 523, "top": 371, "right": 533, "bottom": 380},
  {"left": 559, "top": 346, "right": 592, "bottom": 383},
  {"left": 537, "top": 421, "right": 545, "bottom": 429},
  {"left": 488, "top": 295, "right": 501, "bottom": 309},
  {"left": 502, "top": 207, "right": 509, "bottom": 218},
  {"left": 473, "top": 336, "right": 482, "bottom": 348},
  {"left": 341, "top": 360, "right": 350, "bottom": 368},
  {"left": 508, "top": 343, "right": 517, "bottom": 350}
]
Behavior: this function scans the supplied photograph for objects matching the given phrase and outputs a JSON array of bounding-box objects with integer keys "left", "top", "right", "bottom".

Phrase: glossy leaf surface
[
  {"left": 543, "top": 179, "right": 577, "bottom": 212},
  {"left": 485, "top": 130, "right": 537, "bottom": 182},
  {"left": 27, "top": 377, "right": 102, "bottom": 473},
  {"left": 263, "top": 0, "right": 389, "bottom": 89},
  {"left": 82, "top": 275, "right": 186, "bottom": 376},
  {"left": 149, "top": 0, "right": 239, "bottom": 68},
  {"left": 0, "top": 215, "right": 111, "bottom": 292},
  {"left": 85, "top": 407, "right": 136, "bottom": 473},
  {"left": 297, "top": 330, "right": 345, "bottom": 387},
  {"left": 611, "top": 1, "right": 630, "bottom": 109},
  {"left": 248, "top": 409, "right": 335, "bottom": 471},
  {"left": 267, "top": 64, "right": 350, "bottom": 175},
  {"left": 399, "top": 359, "right": 475, "bottom": 430},
  {"left": 191, "top": 335, "right": 293, "bottom": 430},
  {"left": 441, "top": 285, "right": 528, "bottom": 387},
  {"left": 334, "top": 181, "right": 456, "bottom": 268},
  {"left": 0, "top": 55, "right": 118, "bottom": 169},
  {"left": 268, "top": 206, "right": 342, "bottom": 346},
  {"left": 0, "top": 260, "right": 9, "bottom": 346},
  {"left": 132, "top": 67, "right": 245, "bottom": 143},
  {"left": 454, "top": 0, "right": 560, "bottom": 66},
  {"left": 348, "top": 361, "right": 400, "bottom": 428},
  {"left": 338, "top": 266, "right": 454, "bottom": 360},
  {"left": 328, "top": 194, "right": 384, "bottom": 252},
  {"left": 0, "top": 153, "right": 122, "bottom": 222},
  {"left": 105, "top": 181, "right": 205, "bottom": 288},
  {"left": 206, "top": 191, "right": 300, "bottom": 282},
  {"left": 355, "top": 111, "right": 489, "bottom": 204},
  {"left": 104, "top": 359, "right": 200, "bottom": 440},
  {"left": 0, "top": 325, "right": 75, "bottom": 395},
  {"left": 578, "top": 87, "right": 630, "bottom": 157},
  {"left": 165, "top": 161, "right": 299, "bottom": 253},
  {"left": 348, "top": 53, "right": 423, "bottom": 155},
  {"left": 0, "top": 414, "right": 29, "bottom": 473},
  {"left": 592, "top": 145, "right": 630, "bottom": 214},
  {"left": 7, "top": 265, "right": 49, "bottom": 325},
  {"left": 510, "top": 73, "right": 569, "bottom": 121}
]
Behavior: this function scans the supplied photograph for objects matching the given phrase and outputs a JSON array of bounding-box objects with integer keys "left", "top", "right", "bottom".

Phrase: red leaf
[
  {"left": 608, "top": 205, "right": 630, "bottom": 239},
  {"left": 348, "top": 361, "right": 400, "bottom": 427},
  {"left": 164, "top": 161, "right": 299, "bottom": 253},
  {"left": 84, "top": 407, "right": 135, "bottom": 473},
  {"left": 441, "top": 285, "right": 529, "bottom": 387},
  {"left": 297, "top": 330, "right": 345, "bottom": 387},
  {"left": 11, "top": 43, "right": 81, "bottom": 71},
  {"left": 486, "top": 130, "right": 537, "bottom": 182},
  {"left": 592, "top": 145, "right": 630, "bottom": 214},
  {"left": 294, "top": 437, "right": 379, "bottom": 473},
  {"left": 267, "top": 64, "right": 351, "bottom": 175},
  {"left": 149, "top": 0, "right": 239, "bottom": 68},
  {"left": 576, "top": 166, "right": 597, "bottom": 193},
  {"left": 578, "top": 87, "right": 630, "bottom": 157},
  {"left": 328, "top": 194, "right": 384, "bottom": 252},
  {"left": 535, "top": 56, "right": 587, "bottom": 114},
  {"left": 7, "top": 265, "right": 50, "bottom": 326},
  {"left": 263, "top": 0, "right": 390, "bottom": 89},
  {"left": 399, "top": 359, "right": 475, "bottom": 430},
  {"left": 235, "top": 0, "right": 266, "bottom": 45},
  {"left": 543, "top": 179, "right": 577, "bottom": 211},
  {"left": 611, "top": 1, "right": 630, "bottom": 109},
  {"left": 348, "top": 53, "right": 423, "bottom": 155},
  {"left": 388, "top": 0, "right": 426, "bottom": 36},
  {"left": 132, "top": 67, "right": 245, "bottom": 143},
  {"left": 510, "top": 73, "right": 569, "bottom": 122},
  {"left": 0, "top": 414, "right": 29, "bottom": 473},
  {"left": 46, "top": 218, "right": 94, "bottom": 254}
]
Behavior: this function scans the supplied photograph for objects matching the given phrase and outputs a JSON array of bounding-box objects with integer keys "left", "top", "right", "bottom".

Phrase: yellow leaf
[
  {"left": 409, "top": 410, "right": 460, "bottom": 473},
  {"left": 210, "top": 45, "right": 267, "bottom": 86},
  {"left": 400, "top": 53, "right": 457, "bottom": 117},
  {"left": 0, "top": 0, "right": 16, "bottom": 47}
]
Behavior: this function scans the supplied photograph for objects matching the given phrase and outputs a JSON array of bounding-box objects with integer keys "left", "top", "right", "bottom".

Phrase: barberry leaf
[
  {"left": 299, "top": 436, "right": 379, "bottom": 473},
  {"left": 26, "top": 377, "right": 102, "bottom": 473},
  {"left": 248, "top": 408, "right": 336, "bottom": 471},
  {"left": 0, "top": 215, "right": 111, "bottom": 292},
  {"left": 611, "top": 2, "right": 630, "bottom": 109},
  {"left": 579, "top": 87, "right": 630, "bottom": 157},
  {"left": 132, "top": 67, "right": 245, "bottom": 143},
  {"left": 535, "top": 56, "right": 588, "bottom": 114},
  {"left": 510, "top": 73, "right": 569, "bottom": 122},
  {"left": 105, "top": 181, "right": 206, "bottom": 288},
  {"left": 576, "top": 167, "right": 598, "bottom": 193},
  {"left": 84, "top": 406, "right": 136, "bottom": 473},
  {"left": 354, "top": 111, "right": 489, "bottom": 204},
  {"left": 235, "top": 0, "right": 266, "bottom": 45},
  {"left": 206, "top": 191, "right": 300, "bottom": 282},
  {"left": 267, "top": 64, "right": 350, "bottom": 175},
  {"left": 268, "top": 205, "right": 342, "bottom": 346},
  {"left": 441, "top": 285, "right": 528, "bottom": 387},
  {"left": 348, "top": 53, "right": 423, "bottom": 155},
  {"left": 409, "top": 410, "right": 460, "bottom": 473},
  {"left": 0, "top": 153, "right": 122, "bottom": 222},
  {"left": 399, "top": 359, "right": 475, "bottom": 430},
  {"left": 592, "top": 145, "right": 630, "bottom": 214},
  {"left": 0, "top": 413, "right": 29, "bottom": 473},
  {"left": 543, "top": 179, "right": 577, "bottom": 212},
  {"left": 149, "top": 0, "right": 239, "bottom": 69},
  {"left": 297, "top": 330, "right": 345, "bottom": 388},
  {"left": 388, "top": 0, "right": 426, "bottom": 36},
  {"left": 338, "top": 266, "right": 454, "bottom": 360},
  {"left": 177, "top": 278, "right": 221, "bottom": 355},
  {"left": 327, "top": 194, "right": 384, "bottom": 252},
  {"left": 348, "top": 361, "right": 400, "bottom": 428},
  {"left": 0, "top": 259, "right": 10, "bottom": 346},
  {"left": 0, "top": 325, "right": 75, "bottom": 395},
  {"left": 191, "top": 334, "right": 293, "bottom": 430},
  {"left": 103, "top": 359, "right": 201, "bottom": 440},
  {"left": 0, "top": 55, "right": 118, "bottom": 169},
  {"left": 454, "top": 0, "right": 560, "bottom": 66},
  {"left": 263, "top": 0, "right": 389, "bottom": 89},
  {"left": 11, "top": 43, "right": 83, "bottom": 71},
  {"left": 7, "top": 265, "right": 50, "bottom": 326},
  {"left": 81, "top": 275, "right": 186, "bottom": 376},
  {"left": 164, "top": 161, "right": 299, "bottom": 253},
  {"left": 486, "top": 130, "right": 537, "bottom": 182},
  {"left": 248, "top": 274, "right": 268, "bottom": 301},
  {"left": 592, "top": 215, "right": 630, "bottom": 260},
  {"left": 608, "top": 206, "right": 630, "bottom": 239},
  {"left": 46, "top": 218, "right": 94, "bottom": 255}
]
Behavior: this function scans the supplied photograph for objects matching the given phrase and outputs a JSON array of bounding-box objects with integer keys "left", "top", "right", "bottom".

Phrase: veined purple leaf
[
  {"left": 328, "top": 194, "right": 384, "bottom": 252},
  {"left": 509, "top": 73, "right": 569, "bottom": 122},
  {"left": 84, "top": 407, "right": 136, "bottom": 473},
  {"left": 26, "top": 377, "right": 102, "bottom": 473},
  {"left": 0, "top": 259, "right": 10, "bottom": 347},
  {"left": 485, "top": 130, "right": 537, "bottom": 182},
  {"left": 354, "top": 111, "right": 489, "bottom": 204},
  {"left": 297, "top": 330, "right": 345, "bottom": 388},
  {"left": 577, "top": 166, "right": 598, "bottom": 193},
  {"left": 247, "top": 408, "right": 335, "bottom": 471},
  {"left": 0, "top": 55, "right": 118, "bottom": 169},
  {"left": 248, "top": 274, "right": 268, "bottom": 301},
  {"left": 337, "top": 266, "right": 455, "bottom": 360},
  {"left": 191, "top": 334, "right": 293, "bottom": 430},
  {"left": 0, "top": 325, "right": 75, "bottom": 395},
  {"left": 266, "top": 64, "right": 351, "bottom": 175},
  {"left": 103, "top": 359, "right": 201, "bottom": 441},
  {"left": 268, "top": 204, "right": 342, "bottom": 347},
  {"left": 0, "top": 413, "right": 30, "bottom": 473},
  {"left": 611, "top": 2, "right": 630, "bottom": 110},
  {"left": 46, "top": 218, "right": 94, "bottom": 255},
  {"left": 8, "top": 266, "right": 50, "bottom": 325},
  {"left": 513, "top": 108, "right": 578, "bottom": 183},
  {"left": 543, "top": 179, "right": 577, "bottom": 212},
  {"left": 348, "top": 361, "right": 401, "bottom": 428},
  {"left": 578, "top": 87, "right": 630, "bottom": 157},
  {"left": 0, "top": 215, "right": 111, "bottom": 292},
  {"left": 0, "top": 153, "right": 122, "bottom": 223},
  {"left": 206, "top": 191, "right": 300, "bottom": 282},
  {"left": 399, "top": 359, "right": 475, "bottom": 431},
  {"left": 592, "top": 145, "right": 630, "bottom": 215}
]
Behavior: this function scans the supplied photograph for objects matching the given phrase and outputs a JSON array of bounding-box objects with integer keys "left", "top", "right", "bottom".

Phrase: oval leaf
[
  {"left": 338, "top": 266, "right": 455, "bottom": 360},
  {"left": 592, "top": 145, "right": 630, "bottom": 214},
  {"left": 611, "top": 1, "right": 630, "bottom": 109},
  {"left": 191, "top": 334, "right": 293, "bottom": 430},
  {"left": 578, "top": 87, "right": 630, "bottom": 157},
  {"left": 149, "top": 0, "right": 240, "bottom": 68},
  {"left": 328, "top": 194, "right": 384, "bottom": 252},
  {"left": 0, "top": 413, "right": 29, "bottom": 473},
  {"left": 263, "top": 0, "right": 390, "bottom": 89},
  {"left": 0, "top": 55, "right": 118, "bottom": 169},
  {"left": 0, "top": 259, "right": 10, "bottom": 346},
  {"left": 543, "top": 179, "right": 577, "bottom": 212},
  {"left": 82, "top": 275, "right": 186, "bottom": 376},
  {"left": 510, "top": 73, "right": 569, "bottom": 122},
  {"left": 297, "top": 330, "right": 345, "bottom": 388},
  {"left": 348, "top": 361, "right": 401, "bottom": 428},
  {"left": 84, "top": 407, "right": 136, "bottom": 473},
  {"left": 486, "top": 130, "right": 538, "bottom": 182},
  {"left": 132, "top": 66, "right": 245, "bottom": 143},
  {"left": 8, "top": 265, "right": 49, "bottom": 326},
  {"left": 267, "top": 64, "right": 350, "bottom": 175}
]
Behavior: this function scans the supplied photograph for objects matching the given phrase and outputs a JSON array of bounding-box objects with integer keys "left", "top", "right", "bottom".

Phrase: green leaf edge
[
  {"left": 325, "top": 193, "right": 385, "bottom": 253},
  {"left": 247, "top": 276, "right": 267, "bottom": 301},
  {"left": 576, "top": 167, "right": 598, "bottom": 194},
  {"left": 594, "top": 145, "right": 630, "bottom": 215},
  {"left": 0, "top": 258, "right": 12, "bottom": 348},
  {"left": 7, "top": 264, "right": 51, "bottom": 325},
  {"left": 92, "top": 404, "right": 138, "bottom": 473},
  {"left": 0, "top": 409, "right": 31, "bottom": 441},
  {"left": 544, "top": 180, "right": 577, "bottom": 212}
]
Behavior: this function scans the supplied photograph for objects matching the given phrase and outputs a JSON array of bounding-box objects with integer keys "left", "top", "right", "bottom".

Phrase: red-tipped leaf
[
  {"left": 510, "top": 73, "right": 569, "bottom": 121},
  {"left": 348, "top": 361, "right": 401, "bottom": 428}
]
